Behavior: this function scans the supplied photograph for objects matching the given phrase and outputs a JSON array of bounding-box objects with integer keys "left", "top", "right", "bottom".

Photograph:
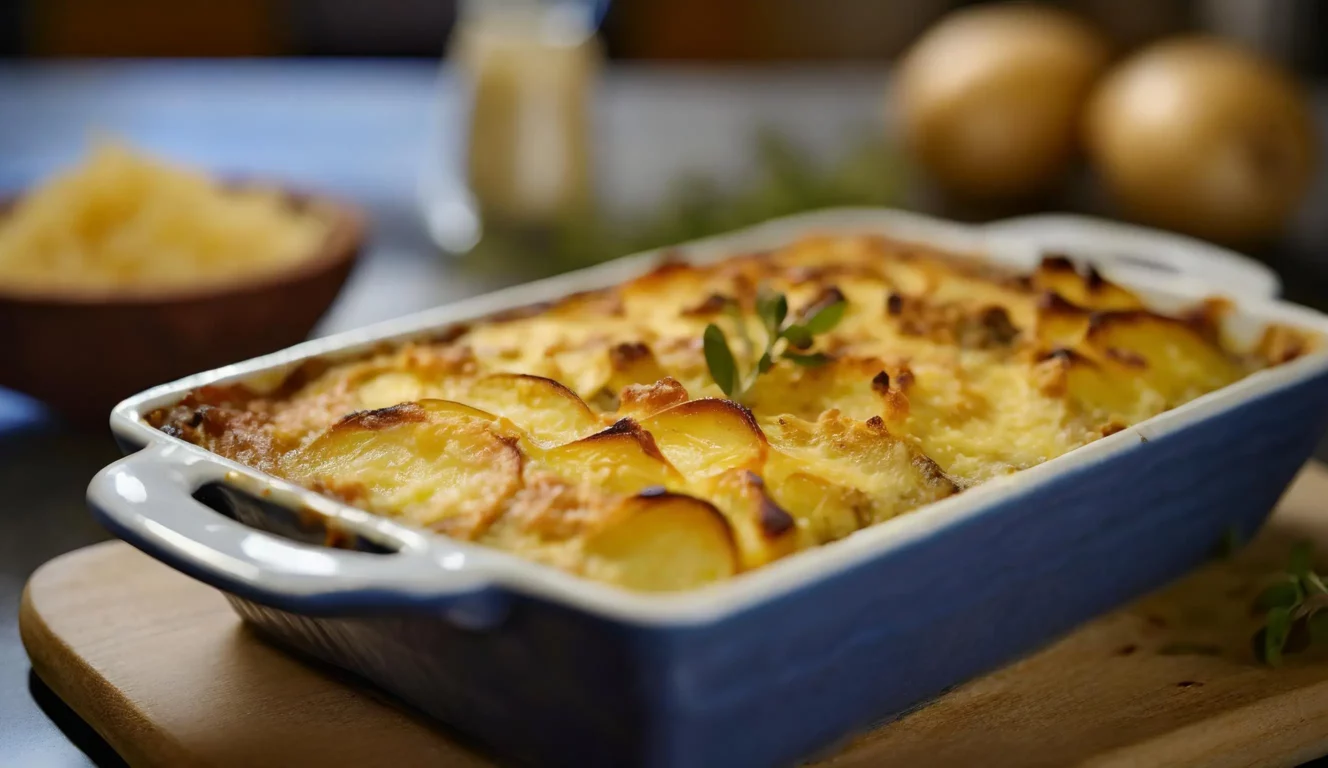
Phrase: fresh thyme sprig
[
  {"left": 1252, "top": 541, "right": 1328, "bottom": 666},
  {"left": 703, "top": 288, "right": 846, "bottom": 402}
]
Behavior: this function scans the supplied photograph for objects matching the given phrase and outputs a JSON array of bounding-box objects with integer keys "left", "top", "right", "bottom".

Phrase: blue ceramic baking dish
[{"left": 88, "top": 210, "right": 1328, "bottom": 767}]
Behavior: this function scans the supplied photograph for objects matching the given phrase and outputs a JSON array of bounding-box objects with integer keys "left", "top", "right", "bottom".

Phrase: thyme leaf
[{"left": 702, "top": 290, "right": 846, "bottom": 402}]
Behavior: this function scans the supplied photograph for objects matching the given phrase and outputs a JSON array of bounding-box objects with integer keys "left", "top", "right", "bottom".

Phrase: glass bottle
[{"left": 421, "top": 0, "right": 606, "bottom": 256}]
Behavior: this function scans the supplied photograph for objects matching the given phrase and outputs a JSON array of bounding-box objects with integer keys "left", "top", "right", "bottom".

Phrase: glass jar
[{"left": 421, "top": 0, "right": 606, "bottom": 255}]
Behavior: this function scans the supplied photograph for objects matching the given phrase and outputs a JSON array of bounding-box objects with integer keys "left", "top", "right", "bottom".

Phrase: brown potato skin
[
  {"left": 1086, "top": 37, "right": 1317, "bottom": 244},
  {"left": 897, "top": 5, "right": 1109, "bottom": 199}
]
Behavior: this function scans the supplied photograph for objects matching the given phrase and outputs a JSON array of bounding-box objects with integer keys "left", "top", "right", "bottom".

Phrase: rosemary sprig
[
  {"left": 703, "top": 288, "right": 846, "bottom": 402},
  {"left": 1253, "top": 541, "right": 1328, "bottom": 666}
]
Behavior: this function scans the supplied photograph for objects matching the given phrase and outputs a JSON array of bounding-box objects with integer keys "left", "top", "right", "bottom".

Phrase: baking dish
[{"left": 88, "top": 209, "right": 1328, "bottom": 767}]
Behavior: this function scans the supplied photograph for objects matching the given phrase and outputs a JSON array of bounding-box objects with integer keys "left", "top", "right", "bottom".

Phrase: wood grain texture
[{"left": 22, "top": 464, "right": 1328, "bottom": 768}]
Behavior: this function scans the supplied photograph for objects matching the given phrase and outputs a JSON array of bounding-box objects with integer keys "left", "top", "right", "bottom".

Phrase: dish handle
[
  {"left": 86, "top": 442, "right": 509, "bottom": 629},
  {"left": 984, "top": 214, "right": 1282, "bottom": 302}
]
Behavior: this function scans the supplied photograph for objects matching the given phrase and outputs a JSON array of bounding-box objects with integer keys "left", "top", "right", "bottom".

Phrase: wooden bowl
[{"left": 0, "top": 192, "right": 365, "bottom": 426}]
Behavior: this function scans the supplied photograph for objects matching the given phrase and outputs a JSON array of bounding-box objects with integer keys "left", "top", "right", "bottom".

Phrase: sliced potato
[
  {"left": 1084, "top": 313, "right": 1243, "bottom": 406},
  {"left": 460, "top": 373, "right": 604, "bottom": 445},
  {"left": 765, "top": 462, "right": 870, "bottom": 545},
  {"left": 1031, "top": 256, "right": 1143, "bottom": 313},
  {"left": 353, "top": 371, "right": 429, "bottom": 410},
  {"left": 549, "top": 345, "right": 615, "bottom": 402},
  {"left": 1030, "top": 255, "right": 1147, "bottom": 312},
  {"left": 539, "top": 419, "right": 683, "bottom": 495},
  {"left": 582, "top": 492, "right": 739, "bottom": 591},
  {"left": 285, "top": 401, "right": 523, "bottom": 538},
  {"left": 1257, "top": 324, "right": 1316, "bottom": 365},
  {"left": 640, "top": 398, "right": 768, "bottom": 479},
  {"left": 703, "top": 469, "right": 798, "bottom": 569},
  {"left": 768, "top": 413, "right": 956, "bottom": 522},
  {"left": 1054, "top": 351, "right": 1160, "bottom": 427},
  {"left": 1033, "top": 290, "right": 1092, "bottom": 349},
  {"left": 618, "top": 262, "right": 716, "bottom": 319},
  {"left": 346, "top": 343, "right": 479, "bottom": 411},
  {"left": 571, "top": 343, "right": 675, "bottom": 413},
  {"left": 616, "top": 376, "right": 690, "bottom": 421},
  {"left": 606, "top": 342, "right": 670, "bottom": 391},
  {"left": 742, "top": 363, "right": 840, "bottom": 421},
  {"left": 902, "top": 358, "right": 1106, "bottom": 484}
]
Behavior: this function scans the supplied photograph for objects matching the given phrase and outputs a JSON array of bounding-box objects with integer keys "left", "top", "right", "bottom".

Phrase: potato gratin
[{"left": 150, "top": 236, "right": 1314, "bottom": 591}]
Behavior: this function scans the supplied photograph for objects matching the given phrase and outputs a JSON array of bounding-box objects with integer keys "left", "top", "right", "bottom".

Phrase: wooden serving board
[{"left": 22, "top": 465, "right": 1328, "bottom": 768}]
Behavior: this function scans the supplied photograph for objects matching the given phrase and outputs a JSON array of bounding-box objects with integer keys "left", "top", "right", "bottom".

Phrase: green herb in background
[
  {"left": 627, "top": 130, "right": 903, "bottom": 256},
  {"left": 1252, "top": 541, "right": 1328, "bottom": 666},
  {"left": 703, "top": 287, "right": 846, "bottom": 403},
  {"left": 469, "top": 130, "right": 904, "bottom": 277}
]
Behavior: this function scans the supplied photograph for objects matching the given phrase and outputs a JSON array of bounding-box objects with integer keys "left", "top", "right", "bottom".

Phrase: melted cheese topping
[{"left": 150, "top": 235, "right": 1314, "bottom": 591}]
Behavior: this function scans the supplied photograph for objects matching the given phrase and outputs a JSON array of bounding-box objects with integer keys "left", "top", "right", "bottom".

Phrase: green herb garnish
[
  {"left": 703, "top": 288, "right": 846, "bottom": 402},
  {"left": 1252, "top": 541, "right": 1328, "bottom": 666},
  {"left": 1260, "top": 606, "right": 1295, "bottom": 667}
]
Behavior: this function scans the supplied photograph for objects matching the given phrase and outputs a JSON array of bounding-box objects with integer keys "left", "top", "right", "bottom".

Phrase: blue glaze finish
[
  {"left": 101, "top": 368, "right": 1328, "bottom": 768},
  {"left": 653, "top": 371, "right": 1328, "bottom": 767}
]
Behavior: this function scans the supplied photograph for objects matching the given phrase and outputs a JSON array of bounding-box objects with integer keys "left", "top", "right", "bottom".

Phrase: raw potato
[
  {"left": 897, "top": 4, "right": 1109, "bottom": 199},
  {"left": 1086, "top": 37, "right": 1316, "bottom": 243}
]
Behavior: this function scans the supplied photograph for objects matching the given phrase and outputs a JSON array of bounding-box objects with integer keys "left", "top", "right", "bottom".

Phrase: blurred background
[
  {"left": 4, "top": 0, "right": 1326, "bottom": 66},
  {"left": 4, "top": 0, "right": 1327, "bottom": 277},
  {"left": 4, "top": 2, "right": 1328, "bottom": 765},
  {"left": 3, "top": 0, "right": 1328, "bottom": 480},
  {"left": 2, "top": 2, "right": 1327, "bottom": 454}
]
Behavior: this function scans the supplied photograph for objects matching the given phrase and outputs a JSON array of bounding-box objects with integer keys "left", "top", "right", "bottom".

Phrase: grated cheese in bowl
[{"left": 0, "top": 143, "right": 331, "bottom": 295}]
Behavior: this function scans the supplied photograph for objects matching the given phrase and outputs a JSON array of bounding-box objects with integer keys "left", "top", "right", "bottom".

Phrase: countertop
[{"left": 3, "top": 60, "right": 1328, "bottom": 767}]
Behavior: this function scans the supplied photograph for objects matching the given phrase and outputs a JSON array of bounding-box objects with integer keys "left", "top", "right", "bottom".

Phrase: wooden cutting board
[{"left": 22, "top": 464, "right": 1328, "bottom": 768}]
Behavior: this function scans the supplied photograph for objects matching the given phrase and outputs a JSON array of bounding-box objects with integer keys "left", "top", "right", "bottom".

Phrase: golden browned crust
[{"left": 148, "top": 235, "right": 1318, "bottom": 590}]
